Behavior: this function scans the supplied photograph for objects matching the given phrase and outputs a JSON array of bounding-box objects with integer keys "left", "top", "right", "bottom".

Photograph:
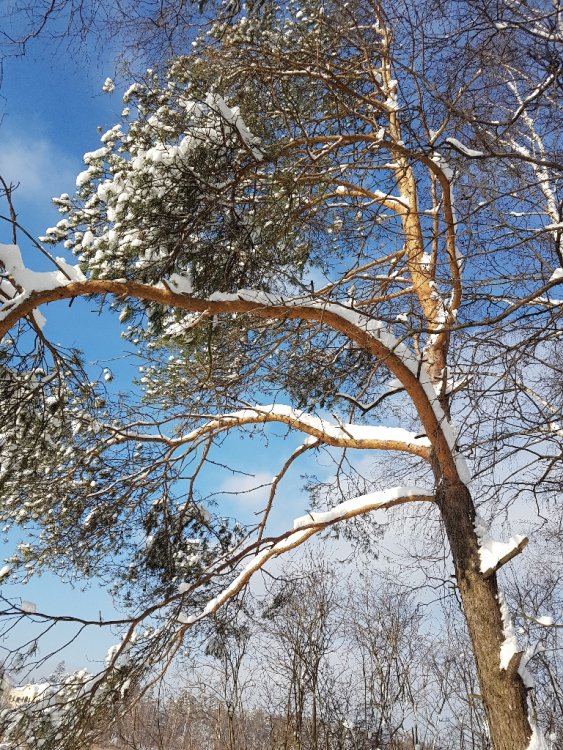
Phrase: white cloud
[
  {"left": 218, "top": 471, "right": 274, "bottom": 506},
  {"left": 0, "top": 131, "right": 78, "bottom": 206}
]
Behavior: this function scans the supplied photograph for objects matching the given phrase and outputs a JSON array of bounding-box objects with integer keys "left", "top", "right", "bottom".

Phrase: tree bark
[{"left": 437, "top": 481, "right": 532, "bottom": 750}]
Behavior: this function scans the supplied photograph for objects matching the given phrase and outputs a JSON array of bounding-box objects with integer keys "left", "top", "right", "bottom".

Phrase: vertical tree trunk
[
  {"left": 311, "top": 680, "right": 318, "bottom": 750},
  {"left": 437, "top": 481, "right": 532, "bottom": 750}
]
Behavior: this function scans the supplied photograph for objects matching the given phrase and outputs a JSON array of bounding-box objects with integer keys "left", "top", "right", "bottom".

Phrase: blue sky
[
  {"left": 1, "top": 41, "right": 116, "bottom": 235},
  {"left": 0, "top": 35, "right": 128, "bottom": 353},
  {"left": 0, "top": 36, "right": 131, "bottom": 675}
]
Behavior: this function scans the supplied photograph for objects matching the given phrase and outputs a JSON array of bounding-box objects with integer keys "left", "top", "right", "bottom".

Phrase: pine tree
[{"left": 0, "top": 1, "right": 561, "bottom": 747}]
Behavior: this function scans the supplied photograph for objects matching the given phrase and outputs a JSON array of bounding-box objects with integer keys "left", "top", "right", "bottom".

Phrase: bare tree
[
  {"left": 343, "top": 580, "right": 427, "bottom": 748},
  {"left": 258, "top": 556, "right": 342, "bottom": 750}
]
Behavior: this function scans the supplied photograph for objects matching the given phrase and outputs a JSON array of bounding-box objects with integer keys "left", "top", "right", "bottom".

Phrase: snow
[
  {"left": 433, "top": 375, "right": 471, "bottom": 397},
  {"left": 518, "top": 641, "right": 544, "bottom": 690},
  {"left": 430, "top": 151, "right": 455, "bottom": 181},
  {"left": 177, "top": 404, "right": 431, "bottom": 454},
  {"left": 533, "top": 296, "right": 563, "bottom": 308},
  {"left": 445, "top": 137, "right": 485, "bottom": 158},
  {"left": 0, "top": 245, "right": 85, "bottom": 293},
  {"left": 303, "top": 435, "right": 320, "bottom": 447},
  {"left": 474, "top": 515, "right": 527, "bottom": 575},
  {"left": 119, "top": 678, "right": 131, "bottom": 698},
  {"left": 498, "top": 591, "right": 520, "bottom": 670},
  {"left": 105, "top": 638, "right": 132, "bottom": 668},
  {"left": 386, "top": 377, "right": 402, "bottom": 390},
  {"left": 177, "top": 612, "right": 197, "bottom": 625},
  {"left": 32, "top": 309, "right": 47, "bottom": 329},
  {"left": 2, "top": 667, "right": 116, "bottom": 742},
  {"left": 75, "top": 167, "right": 96, "bottom": 187},
  {"left": 167, "top": 272, "right": 193, "bottom": 294},
  {"left": 20, "top": 601, "right": 37, "bottom": 614},
  {"left": 526, "top": 724, "right": 550, "bottom": 750},
  {"left": 83, "top": 147, "right": 110, "bottom": 166},
  {"left": 205, "top": 93, "right": 263, "bottom": 160},
  {"left": 372, "top": 189, "right": 410, "bottom": 208},
  {"left": 0, "top": 244, "right": 87, "bottom": 327},
  {"left": 105, "top": 643, "right": 121, "bottom": 667},
  {"left": 293, "top": 485, "right": 433, "bottom": 529},
  {"left": 123, "top": 82, "right": 141, "bottom": 102},
  {"left": 534, "top": 615, "right": 554, "bottom": 626},
  {"left": 549, "top": 268, "right": 563, "bottom": 282},
  {"left": 0, "top": 565, "right": 11, "bottom": 580},
  {"left": 8, "top": 682, "right": 50, "bottom": 703},
  {"left": 0, "top": 277, "right": 17, "bottom": 297}
]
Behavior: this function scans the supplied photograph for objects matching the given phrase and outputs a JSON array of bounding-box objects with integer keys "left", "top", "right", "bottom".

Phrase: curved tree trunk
[{"left": 438, "top": 481, "right": 532, "bottom": 750}]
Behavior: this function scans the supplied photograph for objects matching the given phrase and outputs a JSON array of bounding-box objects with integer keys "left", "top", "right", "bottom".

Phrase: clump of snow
[
  {"left": 177, "top": 612, "right": 197, "bottom": 625},
  {"left": 0, "top": 245, "right": 86, "bottom": 291},
  {"left": 167, "top": 272, "right": 193, "bottom": 294},
  {"left": 518, "top": 641, "right": 544, "bottom": 690},
  {"left": 474, "top": 514, "right": 527, "bottom": 574},
  {"left": 293, "top": 485, "right": 432, "bottom": 529},
  {"left": 102, "top": 77, "right": 115, "bottom": 93},
  {"left": 498, "top": 591, "right": 520, "bottom": 670},
  {"left": 32, "top": 309, "right": 47, "bottom": 329},
  {"left": 526, "top": 723, "right": 550, "bottom": 750},
  {"left": 303, "top": 435, "right": 319, "bottom": 447},
  {"left": 431, "top": 151, "right": 455, "bottom": 181},
  {"left": 445, "top": 137, "right": 485, "bottom": 158},
  {"left": 205, "top": 92, "right": 263, "bottom": 160},
  {"left": 0, "top": 565, "right": 11, "bottom": 580},
  {"left": 105, "top": 637, "right": 133, "bottom": 669},
  {"left": 549, "top": 268, "right": 563, "bottom": 282},
  {"left": 420, "top": 252, "right": 432, "bottom": 270},
  {"left": 8, "top": 682, "right": 50, "bottom": 703},
  {"left": 534, "top": 615, "right": 554, "bottom": 626},
  {"left": 20, "top": 601, "right": 37, "bottom": 614},
  {"left": 0, "top": 244, "right": 87, "bottom": 329}
]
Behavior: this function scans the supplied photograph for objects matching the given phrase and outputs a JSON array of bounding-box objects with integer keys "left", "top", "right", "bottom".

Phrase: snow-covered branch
[
  {"left": 0, "top": 251, "right": 468, "bottom": 482},
  {"left": 108, "top": 404, "right": 432, "bottom": 459},
  {"left": 0, "top": 243, "right": 86, "bottom": 319},
  {"left": 176, "top": 485, "right": 434, "bottom": 627},
  {"left": 474, "top": 515, "right": 529, "bottom": 579}
]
